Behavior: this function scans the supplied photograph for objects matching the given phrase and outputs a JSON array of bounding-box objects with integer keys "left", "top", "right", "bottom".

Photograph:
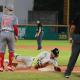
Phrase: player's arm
[
  {"left": 69, "top": 24, "right": 75, "bottom": 43},
  {"left": 51, "top": 58, "right": 61, "bottom": 72},
  {"left": 33, "top": 52, "right": 50, "bottom": 69},
  {"left": 37, "top": 27, "right": 41, "bottom": 36},
  {"left": 34, "top": 62, "right": 49, "bottom": 69},
  {"left": 35, "top": 26, "right": 41, "bottom": 37},
  {"left": 69, "top": 19, "right": 76, "bottom": 43},
  {"left": 13, "top": 25, "right": 18, "bottom": 40},
  {"left": 70, "top": 25, "right": 75, "bottom": 35},
  {"left": 32, "top": 57, "right": 49, "bottom": 69},
  {"left": 13, "top": 16, "right": 19, "bottom": 41},
  {"left": 51, "top": 58, "right": 58, "bottom": 67}
]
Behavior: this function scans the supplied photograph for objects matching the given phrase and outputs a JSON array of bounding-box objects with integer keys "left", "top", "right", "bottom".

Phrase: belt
[{"left": 1, "top": 29, "right": 13, "bottom": 32}]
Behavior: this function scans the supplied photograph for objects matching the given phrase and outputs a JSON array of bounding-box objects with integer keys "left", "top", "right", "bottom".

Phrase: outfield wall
[{"left": 18, "top": 25, "right": 68, "bottom": 40}]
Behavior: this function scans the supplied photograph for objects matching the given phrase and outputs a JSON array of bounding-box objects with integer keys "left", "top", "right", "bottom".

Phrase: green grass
[
  {"left": 14, "top": 40, "right": 80, "bottom": 66},
  {"left": 0, "top": 72, "right": 80, "bottom": 80},
  {"left": 1, "top": 40, "right": 80, "bottom": 80},
  {"left": 16, "top": 40, "right": 69, "bottom": 46}
]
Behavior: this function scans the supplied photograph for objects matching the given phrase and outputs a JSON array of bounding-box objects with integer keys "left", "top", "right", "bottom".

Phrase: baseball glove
[
  {"left": 12, "top": 62, "right": 18, "bottom": 67},
  {"left": 54, "top": 66, "right": 61, "bottom": 72}
]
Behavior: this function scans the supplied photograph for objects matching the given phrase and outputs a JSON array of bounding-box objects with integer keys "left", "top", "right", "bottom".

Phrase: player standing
[
  {"left": 35, "top": 21, "right": 44, "bottom": 50},
  {"left": 64, "top": 14, "right": 80, "bottom": 78},
  {"left": 0, "top": 6, "right": 18, "bottom": 72}
]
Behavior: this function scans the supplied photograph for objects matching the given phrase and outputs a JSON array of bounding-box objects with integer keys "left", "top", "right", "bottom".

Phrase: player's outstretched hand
[{"left": 54, "top": 66, "right": 61, "bottom": 72}]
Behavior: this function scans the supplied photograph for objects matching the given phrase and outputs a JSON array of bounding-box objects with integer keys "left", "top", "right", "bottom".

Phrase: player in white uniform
[{"left": 14, "top": 48, "right": 61, "bottom": 71}]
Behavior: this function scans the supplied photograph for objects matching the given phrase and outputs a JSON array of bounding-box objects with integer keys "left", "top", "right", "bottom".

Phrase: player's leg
[
  {"left": 15, "top": 55, "right": 25, "bottom": 62},
  {"left": 14, "top": 55, "right": 26, "bottom": 68},
  {"left": 15, "top": 56, "right": 34, "bottom": 69},
  {"left": 65, "top": 43, "right": 80, "bottom": 77},
  {"left": 23, "top": 56, "right": 34, "bottom": 68},
  {"left": 37, "top": 32, "right": 43, "bottom": 50},
  {"left": 36, "top": 36, "right": 41, "bottom": 50},
  {"left": 0, "top": 32, "right": 6, "bottom": 71},
  {"left": 17, "top": 56, "right": 34, "bottom": 67},
  {"left": 7, "top": 32, "right": 15, "bottom": 71}
]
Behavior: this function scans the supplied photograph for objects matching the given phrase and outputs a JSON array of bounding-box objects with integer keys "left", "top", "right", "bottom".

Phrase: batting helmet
[{"left": 51, "top": 48, "right": 59, "bottom": 57}]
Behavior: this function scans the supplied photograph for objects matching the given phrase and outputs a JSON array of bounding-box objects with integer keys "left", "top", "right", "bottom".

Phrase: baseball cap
[
  {"left": 51, "top": 48, "right": 59, "bottom": 56},
  {"left": 5, "top": 4, "right": 14, "bottom": 11},
  {"left": 36, "top": 20, "right": 40, "bottom": 24}
]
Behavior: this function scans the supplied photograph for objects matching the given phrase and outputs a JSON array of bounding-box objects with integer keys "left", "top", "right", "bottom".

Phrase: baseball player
[
  {"left": 0, "top": 6, "right": 18, "bottom": 72},
  {"left": 35, "top": 20, "right": 44, "bottom": 50},
  {"left": 14, "top": 48, "right": 61, "bottom": 72},
  {"left": 64, "top": 14, "right": 80, "bottom": 78}
]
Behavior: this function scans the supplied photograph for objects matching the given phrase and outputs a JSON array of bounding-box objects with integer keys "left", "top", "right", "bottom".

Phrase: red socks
[
  {"left": 0, "top": 52, "right": 14, "bottom": 67},
  {"left": 0, "top": 53, "right": 4, "bottom": 67},
  {"left": 8, "top": 52, "right": 14, "bottom": 66}
]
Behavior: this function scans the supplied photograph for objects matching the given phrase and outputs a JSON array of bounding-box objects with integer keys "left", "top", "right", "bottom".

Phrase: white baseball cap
[
  {"left": 36, "top": 20, "right": 40, "bottom": 24},
  {"left": 6, "top": 4, "right": 14, "bottom": 11}
]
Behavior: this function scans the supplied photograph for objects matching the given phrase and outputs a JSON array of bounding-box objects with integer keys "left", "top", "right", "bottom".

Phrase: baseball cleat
[
  {"left": 6, "top": 65, "right": 14, "bottom": 71},
  {"left": 64, "top": 73, "right": 70, "bottom": 78},
  {"left": 65, "top": 75, "right": 70, "bottom": 78},
  {"left": 0, "top": 67, "right": 4, "bottom": 72}
]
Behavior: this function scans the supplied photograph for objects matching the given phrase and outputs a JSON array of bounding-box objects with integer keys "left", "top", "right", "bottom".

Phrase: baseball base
[{"left": 38, "top": 67, "right": 54, "bottom": 72}]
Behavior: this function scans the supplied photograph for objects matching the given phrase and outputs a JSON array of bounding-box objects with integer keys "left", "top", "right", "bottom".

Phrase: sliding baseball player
[{"left": 11, "top": 48, "right": 61, "bottom": 72}]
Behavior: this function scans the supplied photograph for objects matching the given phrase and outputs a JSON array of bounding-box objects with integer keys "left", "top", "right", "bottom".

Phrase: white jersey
[
  {"left": 37, "top": 51, "right": 58, "bottom": 67},
  {"left": 14, "top": 51, "right": 58, "bottom": 68}
]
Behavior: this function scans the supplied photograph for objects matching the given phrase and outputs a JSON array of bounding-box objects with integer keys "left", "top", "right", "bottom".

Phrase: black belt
[{"left": 1, "top": 29, "right": 13, "bottom": 32}]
